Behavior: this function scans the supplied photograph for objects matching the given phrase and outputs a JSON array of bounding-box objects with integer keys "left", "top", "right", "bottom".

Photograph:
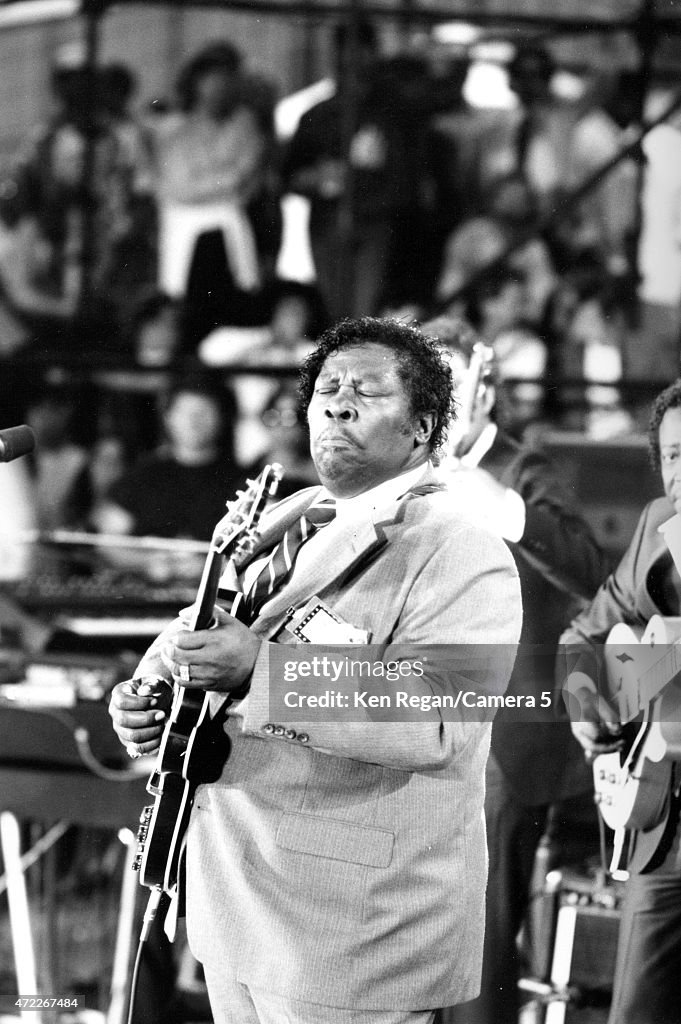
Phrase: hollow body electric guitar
[
  {"left": 593, "top": 615, "right": 681, "bottom": 872},
  {"left": 133, "top": 464, "right": 282, "bottom": 896}
]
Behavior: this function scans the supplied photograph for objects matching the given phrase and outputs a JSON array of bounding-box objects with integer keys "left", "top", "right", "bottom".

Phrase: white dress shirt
[{"left": 445, "top": 422, "right": 526, "bottom": 543}]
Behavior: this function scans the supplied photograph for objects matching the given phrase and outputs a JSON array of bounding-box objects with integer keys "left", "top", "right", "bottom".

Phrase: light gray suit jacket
[{"left": 137, "top": 469, "right": 522, "bottom": 1009}]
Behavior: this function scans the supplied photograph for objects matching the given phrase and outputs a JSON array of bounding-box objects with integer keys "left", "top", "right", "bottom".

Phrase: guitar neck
[{"left": 188, "top": 548, "right": 223, "bottom": 631}]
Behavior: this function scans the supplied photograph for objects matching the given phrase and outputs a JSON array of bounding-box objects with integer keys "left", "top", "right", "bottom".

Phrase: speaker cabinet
[{"left": 521, "top": 874, "right": 622, "bottom": 1024}]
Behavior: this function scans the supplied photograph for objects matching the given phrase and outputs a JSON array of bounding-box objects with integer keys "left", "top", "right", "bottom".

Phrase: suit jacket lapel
[
  {"left": 252, "top": 468, "right": 445, "bottom": 638},
  {"left": 253, "top": 513, "right": 387, "bottom": 638},
  {"left": 641, "top": 546, "right": 679, "bottom": 621},
  {"left": 236, "top": 487, "right": 322, "bottom": 572}
]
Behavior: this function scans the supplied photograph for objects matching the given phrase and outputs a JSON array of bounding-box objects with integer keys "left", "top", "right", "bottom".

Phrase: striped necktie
[{"left": 245, "top": 497, "right": 336, "bottom": 618}]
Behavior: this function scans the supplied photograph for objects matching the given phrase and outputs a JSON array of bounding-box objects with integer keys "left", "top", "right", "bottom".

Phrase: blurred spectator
[
  {"left": 99, "top": 62, "right": 155, "bottom": 193},
  {"left": 98, "top": 62, "right": 158, "bottom": 323},
  {"left": 6, "top": 55, "right": 157, "bottom": 334},
  {"left": 0, "top": 216, "right": 78, "bottom": 359},
  {"left": 627, "top": 92, "right": 681, "bottom": 384},
  {"left": 269, "top": 279, "right": 327, "bottom": 352},
  {"left": 435, "top": 215, "right": 507, "bottom": 313},
  {"left": 94, "top": 375, "right": 242, "bottom": 546},
  {"left": 434, "top": 173, "right": 556, "bottom": 326},
  {"left": 132, "top": 290, "right": 184, "bottom": 369},
  {"left": 426, "top": 53, "right": 486, "bottom": 232},
  {"left": 198, "top": 279, "right": 325, "bottom": 465},
  {"left": 283, "top": 19, "right": 418, "bottom": 320},
  {"left": 152, "top": 41, "right": 269, "bottom": 344},
  {"left": 240, "top": 69, "right": 284, "bottom": 286},
  {"left": 92, "top": 289, "right": 187, "bottom": 461},
  {"left": 465, "top": 266, "right": 548, "bottom": 437},
  {"left": 557, "top": 273, "right": 634, "bottom": 438},
  {"left": 24, "top": 382, "right": 91, "bottom": 530},
  {"left": 563, "top": 70, "right": 639, "bottom": 279},
  {"left": 504, "top": 43, "right": 580, "bottom": 252},
  {"left": 572, "top": 290, "right": 633, "bottom": 440},
  {"left": 197, "top": 279, "right": 324, "bottom": 368},
  {"left": 86, "top": 433, "right": 132, "bottom": 517},
  {"left": 484, "top": 174, "right": 557, "bottom": 325},
  {"left": 257, "top": 384, "right": 318, "bottom": 497}
]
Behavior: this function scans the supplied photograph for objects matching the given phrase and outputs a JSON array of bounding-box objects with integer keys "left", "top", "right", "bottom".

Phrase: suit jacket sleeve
[
  {"left": 241, "top": 517, "right": 522, "bottom": 772},
  {"left": 503, "top": 445, "right": 610, "bottom": 601},
  {"left": 558, "top": 500, "right": 656, "bottom": 700}
]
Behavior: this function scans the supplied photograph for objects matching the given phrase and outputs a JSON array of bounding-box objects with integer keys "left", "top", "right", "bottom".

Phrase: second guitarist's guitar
[
  {"left": 593, "top": 615, "right": 681, "bottom": 872},
  {"left": 132, "top": 463, "right": 283, "bottom": 898}
]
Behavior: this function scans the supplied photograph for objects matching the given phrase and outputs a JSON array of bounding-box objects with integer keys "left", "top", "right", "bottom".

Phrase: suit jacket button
[
  {"left": 263, "top": 723, "right": 275, "bottom": 734},
  {"left": 284, "top": 729, "right": 297, "bottom": 740},
  {"left": 297, "top": 733, "right": 309, "bottom": 743},
  {"left": 274, "top": 725, "right": 285, "bottom": 736}
]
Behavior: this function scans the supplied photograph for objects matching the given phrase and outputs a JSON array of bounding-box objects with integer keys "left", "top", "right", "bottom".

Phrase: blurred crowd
[{"left": 1, "top": 24, "right": 681, "bottom": 558}]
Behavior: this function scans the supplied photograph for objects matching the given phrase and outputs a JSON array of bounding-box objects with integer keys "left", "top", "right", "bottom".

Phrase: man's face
[
  {"left": 659, "top": 406, "right": 681, "bottom": 514},
  {"left": 306, "top": 343, "right": 432, "bottom": 498}
]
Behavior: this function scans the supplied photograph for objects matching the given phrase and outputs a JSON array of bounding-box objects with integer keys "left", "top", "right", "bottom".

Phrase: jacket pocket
[{"left": 276, "top": 811, "right": 394, "bottom": 867}]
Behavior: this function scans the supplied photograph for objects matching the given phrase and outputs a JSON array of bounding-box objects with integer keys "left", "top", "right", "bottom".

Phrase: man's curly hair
[
  {"left": 649, "top": 378, "right": 681, "bottom": 470},
  {"left": 297, "top": 317, "right": 456, "bottom": 456}
]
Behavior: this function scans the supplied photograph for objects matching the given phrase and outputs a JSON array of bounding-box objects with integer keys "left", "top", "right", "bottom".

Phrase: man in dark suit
[
  {"left": 561, "top": 378, "right": 681, "bottom": 1024},
  {"left": 423, "top": 317, "right": 609, "bottom": 1024}
]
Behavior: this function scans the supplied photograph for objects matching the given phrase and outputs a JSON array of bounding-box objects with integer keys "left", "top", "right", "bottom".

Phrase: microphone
[{"left": 0, "top": 425, "right": 36, "bottom": 463}]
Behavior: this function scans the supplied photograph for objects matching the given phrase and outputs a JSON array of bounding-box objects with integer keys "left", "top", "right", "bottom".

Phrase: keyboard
[{"left": 4, "top": 571, "right": 198, "bottom": 616}]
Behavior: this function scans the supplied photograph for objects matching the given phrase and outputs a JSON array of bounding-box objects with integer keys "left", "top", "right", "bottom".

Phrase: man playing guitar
[
  {"left": 561, "top": 378, "right": 681, "bottom": 1024},
  {"left": 109, "top": 318, "right": 522, "bottom": 1024}
]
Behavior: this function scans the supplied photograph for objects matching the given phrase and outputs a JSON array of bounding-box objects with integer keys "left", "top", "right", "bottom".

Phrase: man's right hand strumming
[{"left": 109, "top": 676, "right": 172, "bottom": 759}]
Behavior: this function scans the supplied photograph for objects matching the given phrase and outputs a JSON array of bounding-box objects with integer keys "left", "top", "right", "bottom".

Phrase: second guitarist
[{"left": 560, "top": 378, "right": 681, "bottom": 1024}]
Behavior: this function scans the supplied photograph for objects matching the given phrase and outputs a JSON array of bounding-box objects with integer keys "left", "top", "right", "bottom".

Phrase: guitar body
[
  {"left": 133, "top": 466, "right": 282, "bottom": 895},
  {"left": 593, "top": 615, "right": 681, "bottom": 870}
]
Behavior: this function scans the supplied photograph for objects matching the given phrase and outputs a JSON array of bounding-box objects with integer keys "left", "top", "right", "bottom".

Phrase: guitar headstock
[{"left": 210, "top": 463, "right": 284, "bottom": 559}]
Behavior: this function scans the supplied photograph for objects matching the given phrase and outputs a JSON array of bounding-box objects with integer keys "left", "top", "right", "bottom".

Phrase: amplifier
[
  {"left": 0, "top": 653, "right": 136, "bottom": 772},
  {"left": 0, "top": 700, "right": 133, "bottom": 772},
  {"left": 558, "top": 898, "right": 620, "bottom": 995},
  {"left": 539, "top": 433, "right": 659, "bottom": 559},
  {"left": 521, "top": 872, "right": 622, "bottom": 1024}
]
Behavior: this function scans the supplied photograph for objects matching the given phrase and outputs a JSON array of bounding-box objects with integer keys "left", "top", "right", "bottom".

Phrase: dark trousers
[
  {"left": 440, "top": 756, "right": 548, "bottom": 1024},
  {"left": 608, "top": 869, "right": 681, "bottom": 1024}
]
